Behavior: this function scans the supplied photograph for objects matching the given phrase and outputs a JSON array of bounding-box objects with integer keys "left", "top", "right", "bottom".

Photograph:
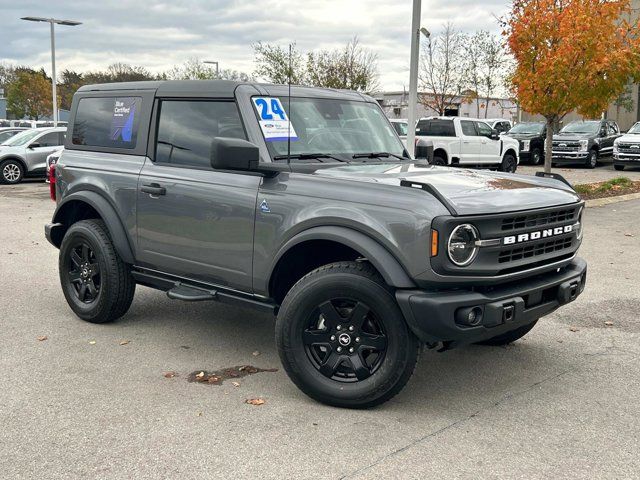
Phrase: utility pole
[{"left": 406, "top": 0, "right": 421, "bottom": 156}]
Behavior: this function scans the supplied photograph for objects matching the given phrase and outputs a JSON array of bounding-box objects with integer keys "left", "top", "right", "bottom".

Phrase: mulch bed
[{"left": 574, "top": 180, "right": 640, "bottom": 200}]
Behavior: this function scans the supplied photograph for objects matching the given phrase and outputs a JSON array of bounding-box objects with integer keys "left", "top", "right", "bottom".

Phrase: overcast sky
[{"left": 0, "top": 0, "right": 509, "bottom": 91}]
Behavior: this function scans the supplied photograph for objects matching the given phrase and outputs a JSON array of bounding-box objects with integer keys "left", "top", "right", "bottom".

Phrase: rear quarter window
[
  {"left": 72, "top": 96, "right": 142, "bottom": 149},
  {"left": 416, "top": 119, "right": 455, "bottom": 137}
]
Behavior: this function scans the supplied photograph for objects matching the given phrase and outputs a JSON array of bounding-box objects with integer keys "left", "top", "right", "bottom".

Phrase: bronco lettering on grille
[{"left": 503, "top": 225, "right": 574, "bottom": 245}]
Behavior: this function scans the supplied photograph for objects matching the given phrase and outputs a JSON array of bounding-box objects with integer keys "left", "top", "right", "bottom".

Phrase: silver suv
[{"left": 0, "top": 127, "right": 66, "bottom": 184}]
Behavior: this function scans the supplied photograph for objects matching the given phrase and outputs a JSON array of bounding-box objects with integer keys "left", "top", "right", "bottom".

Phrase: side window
[
  {"left": 460, "top": 120, "right": 477, "bottom": 136},
  {"left": 72, "top": 96, "right": 142, "bottom": 149},
  {"left": 58, "top": 132, "right": 67, "bottom": 144},
  {"left": 155, "top": 100, "right": 246, "bottom": 168},
  {"left": 608, "top": 122, "right": 618, "bottom": 135},
  {"left": 417, "top": 119, "right": 455, "bottom": 136},
  {"left": 416, "top": 120, "right": 430, "bottom": 135},
  {"left": 499, "top": 122, "right": 510, "bottom": 132},
  {"left": 475, "top": 121, "right": 492, "bottom": 137},
  {"left": 37, "top": 132, "right": 60, "bottom": 147},
  {"left": 0, "top": 131, "right": 14, "bottom": 143}
]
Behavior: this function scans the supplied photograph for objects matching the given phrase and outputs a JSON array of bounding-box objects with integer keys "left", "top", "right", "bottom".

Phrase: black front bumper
[
  {"left": 396, "top": 258, "right": 587, "bottom": 347},
  {"left": 551, "top": 152, "right": 588, "bottom": 164}
]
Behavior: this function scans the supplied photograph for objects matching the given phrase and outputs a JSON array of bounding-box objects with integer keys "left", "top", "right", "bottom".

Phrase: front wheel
[
  {"left": 59, "top": 219, "right": 136, "bottom": 324},
  {"left": 475, "top": 320, "right": 538, "bottom": 346},
  {"left": 529, "top": 148, "right": 542, "bottom": 165},
  {"left": 499, "top": 153, "right": 518, "bottom": 173},
  {"left": 276, "top": 261, "right": 419, "bottom": 408},
  {"left": 614, "top": 164, "right": 625, "bottom": 171},
  {"left": 586, "top": 150, "right": 598, "bottom": 169},
  {"left": 0, "top": 159, "right": 24, "bottom": 184}
]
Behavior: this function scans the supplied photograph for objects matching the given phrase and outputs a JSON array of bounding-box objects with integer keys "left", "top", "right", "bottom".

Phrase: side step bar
[{"left": 131, "top": 269, "right": 277, "bottom": 314}]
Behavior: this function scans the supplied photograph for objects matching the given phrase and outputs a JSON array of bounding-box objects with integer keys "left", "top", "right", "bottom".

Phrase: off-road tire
[
  {"left": 586, "top": 149, "right": 598, "bottom": 169},
  {"left": 431, "top": 155, "right": 447, "bottom": 166},
  {"left": 0, "top": 159, "right": 25, "bottom": 184},
  {"left": 475, "top": 320, "right": 538, "bottom": 346},
  {"left": 59, "top": 219, "right": 135, "bottom": 323},
  {"left": 499, "top": 153, "right": 518, "bottom": 173},
  {"left": 276, "top": 261, "right": 419, "bottom": 409},
  {"left": 614, "top": 164, "right": 625, "bottom": 171}
]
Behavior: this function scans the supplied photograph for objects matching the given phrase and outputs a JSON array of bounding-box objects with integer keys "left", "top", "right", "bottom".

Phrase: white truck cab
[{"left": 415, "top": 116, "right": 520, "bottom": 172}]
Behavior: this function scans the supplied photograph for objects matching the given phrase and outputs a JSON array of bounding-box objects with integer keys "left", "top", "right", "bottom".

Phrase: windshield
[
  {"left": 253, "top": 96, "right": 406, "bottom": 161},
  {"left": 508, "top": 123, "right": 544, "bottom": 135},
  {"left": 627, "top": 122, "right": 640, "bottom": 134},
  {"left": 560, "top": 121, "right": 600, "bottom": 134},
  {"left": 1, "top": 129, "right": 41, "bottom": 146}
]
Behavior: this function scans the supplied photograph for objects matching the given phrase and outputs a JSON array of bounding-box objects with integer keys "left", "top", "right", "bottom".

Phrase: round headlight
[{"left": 448, "top": 224, "right": 479, "bottom": 266}]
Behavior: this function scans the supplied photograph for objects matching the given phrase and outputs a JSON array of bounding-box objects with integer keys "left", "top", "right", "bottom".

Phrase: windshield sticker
[
  {"left": 252, "top": 97, "right": 298, "bottom": 142},
  {"left": 110, "top": 97, "right": 141, "bottom": 143}
]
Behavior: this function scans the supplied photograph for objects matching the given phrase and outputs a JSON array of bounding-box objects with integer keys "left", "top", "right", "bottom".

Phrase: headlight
[
  {"left": 522, "top": 140, "right": 530, "bottom": 151},
  {"left": 613, "top": 143, "right": 619, "bottom": 153},
  {"left": 579, "top": 139, "right": 588, "bottom": 151},
  {"left": 576, "top": 207, "right": 584, "bottom": 241},
  {"left": 448, "top": 224, "right": 479, "bottom": 266}
]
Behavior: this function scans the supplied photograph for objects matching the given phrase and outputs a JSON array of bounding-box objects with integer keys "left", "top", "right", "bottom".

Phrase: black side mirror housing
[
  {"left": 29, "top": 143, "right": 41, "bottom": 149},
  {"left": 210, "top": 137, "right": 260, "bottom": 171},
  {"left": 490, "top": 129, "right": 499, "bottom": 140},
  {"left": 415, "top": 138, "right": 434, "bottom": 163}
]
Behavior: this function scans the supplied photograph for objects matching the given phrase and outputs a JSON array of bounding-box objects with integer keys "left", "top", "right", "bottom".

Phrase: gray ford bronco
[{"left": 46, "top": 80, "right": 587, "bottom": 408}]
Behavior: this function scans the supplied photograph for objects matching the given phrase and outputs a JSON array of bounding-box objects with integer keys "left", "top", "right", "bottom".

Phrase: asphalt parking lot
[{"left": 1, "top": 180, "right": 639, "bottom": 479}]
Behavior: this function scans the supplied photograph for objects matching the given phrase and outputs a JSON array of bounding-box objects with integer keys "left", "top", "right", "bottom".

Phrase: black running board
[{"left": 131, "top": 269, "right": 277, "bottom": 314}]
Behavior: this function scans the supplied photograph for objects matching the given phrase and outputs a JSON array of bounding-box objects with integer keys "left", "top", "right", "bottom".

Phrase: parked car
[
  {"left": 505, "top": 122, "right": 546, "bottom": 165},
  {"left": 0, "top": 127, "right": 67, "bottom": 184},
  {"left": 389, "top": 118, "right": 408, "bottom": 144},
  {"left": 45, "top": 80, "right": 586, "bottom": 408},
  {"left": 0, "top": 127, "right": 29, "bottom": 145},
  {"left": 415, "top": 116, "right": 520, "bottom": 172},
  {"left": 485, "top": 118, "right": 512, "bottom": 134},
  {"left": 613, "top": 121, "right": 640, "bottom": 171},
  {"left": 552, "top": 119, "right": 620, "bottom": 168},
  {"left": 45, "top": 147, "right": 64, "bottom": 183},
  {"left": 0, "top": 120, "right": 12, "bottom": 128}
]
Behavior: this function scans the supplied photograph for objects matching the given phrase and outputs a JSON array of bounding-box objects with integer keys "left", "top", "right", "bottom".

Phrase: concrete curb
[{"left": 585, "top": 192, "right": 640, "bottom": 208}]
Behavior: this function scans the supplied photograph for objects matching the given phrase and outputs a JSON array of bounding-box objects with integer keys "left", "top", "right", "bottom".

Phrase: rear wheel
[
  {"left": 0, "top": 159, "right": 24, "bottom": 184},
  {"left": 276, "top": 261, "right": 419, "bottom": 408},
  {"left": 431, "top": 155, "right": 447, "bottom": 166},
  {"left": 499, "top": 153, "right": 518, "bottom": 173},
  {"left": 475, "top": 320, "right": 538, "bottom": 346},
  {"left": 59, "top": 219, "right": 135, "bottom": 324},
  {"left": 614, "top": 164, "right": 625, "bottom": 171},
  {"left": 586, "top": 150, "right": 598, "bottom": 169}
]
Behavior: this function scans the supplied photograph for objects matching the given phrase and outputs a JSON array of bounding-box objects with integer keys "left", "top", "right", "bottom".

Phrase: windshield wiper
[
  {"left": 273, "top": 153, "right": 347, "bottom": 163},
  {"left": 352, "top": 152, "right": 407, "bottom": 161}
]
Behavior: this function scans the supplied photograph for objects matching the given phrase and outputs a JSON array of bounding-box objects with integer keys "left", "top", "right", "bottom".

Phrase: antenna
[{"left": 287, "top": 43, "right": 292, "bottom": 165}]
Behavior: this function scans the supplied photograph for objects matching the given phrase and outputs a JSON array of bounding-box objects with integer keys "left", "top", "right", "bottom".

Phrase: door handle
[{"left": 141, "top": 183, "right": 166, "bottom": 196}]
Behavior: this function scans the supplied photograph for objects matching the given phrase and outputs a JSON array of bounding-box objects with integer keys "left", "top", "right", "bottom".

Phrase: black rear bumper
[{"left": 396, "top": 258, "right": 587, "bottom": 347}]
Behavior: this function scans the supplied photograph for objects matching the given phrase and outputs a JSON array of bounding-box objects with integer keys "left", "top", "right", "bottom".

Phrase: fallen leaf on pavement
[
  {"left": 624, "top": 233, "right": 634, "bottom": 237},
  {"left": 245, "top": 398, "right": 265, "bottom": 406},
  {"left": 36, "top": 335, "right": 48, "bottom": 342},
  {"left": 88, "top": 340, "right": 96, "bottom": 345},
  {"left": 163, "top": 371, "right": 178, "bottom": 378},
  {"left": 569, "top": 326, "right": 579, "bottom": 332},
  {"left": 252, "top": 350, "right": 260, "bottom": 356},
  {"left": 232, "top": 381, "right": 240, "bottom": 387},
  {"left": 196, "top": 371, "right": 205, "bottom": 378},
  {"left": 604, "top": 321, "right": 614, "bottom": 326},
  {"left": 119, "top": 340, "right": 130, "bottom": 345},
  {"left": 197, "top": 412, "right": 202, "bottom": 417}
]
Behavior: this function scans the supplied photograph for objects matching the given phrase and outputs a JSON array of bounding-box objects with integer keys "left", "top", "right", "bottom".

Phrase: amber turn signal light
[{"left": 431, "top": 229, "right": 438, "bottom": 257}]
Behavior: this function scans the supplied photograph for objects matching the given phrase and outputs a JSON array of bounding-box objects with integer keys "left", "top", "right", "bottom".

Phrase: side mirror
[
  {"left": 415, "top": 138, "right": 434, "bottom": 163},
  {"left": 600, "top": 128, "right": 607, "bottom": 137},
  {"left": 210, "top": 137, "right": 259, "bottom": 171},
  {"left": 490, "top": 129, "right": 499, "bottom": 140},
  {"left": 29, "top": 143, "right": 41, "bottom": 149}
]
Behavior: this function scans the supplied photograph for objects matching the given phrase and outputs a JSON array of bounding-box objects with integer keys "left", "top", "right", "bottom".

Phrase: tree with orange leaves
[{"left": 505, "top": 0, "right": 640, "bottom": 172}]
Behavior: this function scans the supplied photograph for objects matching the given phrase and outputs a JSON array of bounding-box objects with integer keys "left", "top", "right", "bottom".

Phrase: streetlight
[
  {"left": 406, "top": 0, "right": 422, "bottom": 156},
  {"left": 21, "top": 17, "right": 81, "bottom": 126},
  {"left": 203, "top": 60, "right": 219, "bottom": 78}
]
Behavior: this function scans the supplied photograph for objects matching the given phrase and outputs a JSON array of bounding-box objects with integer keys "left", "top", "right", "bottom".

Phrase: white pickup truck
[{"left": 415, "top": 116, "right": 520, "bottom": 172}]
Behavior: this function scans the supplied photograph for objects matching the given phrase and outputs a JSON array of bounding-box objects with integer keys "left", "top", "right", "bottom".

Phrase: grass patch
[{"left": 573, "top": 177, "right": 640, "bottom": 200}]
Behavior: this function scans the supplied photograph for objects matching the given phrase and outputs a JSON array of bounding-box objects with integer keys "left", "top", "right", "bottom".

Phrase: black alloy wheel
[
  {"left": 303, "top": 298, "right": 387, "bottom": 382},
  {"left": 66, "top": 242, "right": 101, "bottom": 303}
]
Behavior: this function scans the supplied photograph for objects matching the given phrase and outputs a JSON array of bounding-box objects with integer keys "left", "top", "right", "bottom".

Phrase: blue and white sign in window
[{"left": 252, "top": 97, "right": 298, "bottom": 141}]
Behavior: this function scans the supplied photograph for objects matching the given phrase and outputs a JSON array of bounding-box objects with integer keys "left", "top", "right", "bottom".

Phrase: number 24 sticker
[{"left": 253, "top": 97, "right": 288, "bottom": 121}]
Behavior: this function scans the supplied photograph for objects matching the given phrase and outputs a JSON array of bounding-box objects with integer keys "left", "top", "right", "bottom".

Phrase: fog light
[{"left": 455, "top": 306, "right": 483, "bottom": 327}]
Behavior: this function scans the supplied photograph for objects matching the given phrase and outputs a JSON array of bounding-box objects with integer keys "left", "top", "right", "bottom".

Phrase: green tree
[
  {"left": 167, "top": 57, "right": 253, "bottom": 81},
  {"left": 253, "top": 42, "right": 307, "bottom": 84},
  {"left": 6, "top": 69, "right": 53, "bottom": 120}
]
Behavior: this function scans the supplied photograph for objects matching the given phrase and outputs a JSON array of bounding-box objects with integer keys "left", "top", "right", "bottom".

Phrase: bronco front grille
[
  {"left": 501, "top": 207, "right": 578, "bottom": 231},
  {"left": 498, "top": 237, "right": 573, "bottom": 263}
]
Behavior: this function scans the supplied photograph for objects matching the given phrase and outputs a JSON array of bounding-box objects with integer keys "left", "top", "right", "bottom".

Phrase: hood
[
  {"left": 553, "top": 132, "right": 592, "bottom": 142},
  {"left": 506, "top": 133, "right": 542, "bottom": 140},
  {"left": 0, "top": 145, "right": 24, "bottom": 156},
  {"left": 615, "top": 133, "right": 640, "bottom": 144},
  {"left": 316, "top": 163, "right": 580, "bottom": 216}
]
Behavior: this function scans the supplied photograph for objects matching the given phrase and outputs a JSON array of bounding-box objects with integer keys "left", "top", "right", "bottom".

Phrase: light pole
[
  {"left": 21, "top": 17, "right": 81, "bottom": 125},
  {"left": 406, "top": 0, "right": 422, "bottom": 156},
  {"left": 203, "top": 60, "right": 219, "bottom": 78}
]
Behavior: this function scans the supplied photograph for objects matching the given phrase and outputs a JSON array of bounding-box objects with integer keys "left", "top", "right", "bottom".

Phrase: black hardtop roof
[{"left": 76, "top": 80, "right": 374, "bottom": 102}]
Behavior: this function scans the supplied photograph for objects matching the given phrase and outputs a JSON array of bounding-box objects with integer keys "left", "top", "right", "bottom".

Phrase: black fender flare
[
  {"left": 51, "top": 191, "right": 134, "bottom": 263},
  {"left": 270, "top": 226, "right": 416, "bottom": 289}
]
